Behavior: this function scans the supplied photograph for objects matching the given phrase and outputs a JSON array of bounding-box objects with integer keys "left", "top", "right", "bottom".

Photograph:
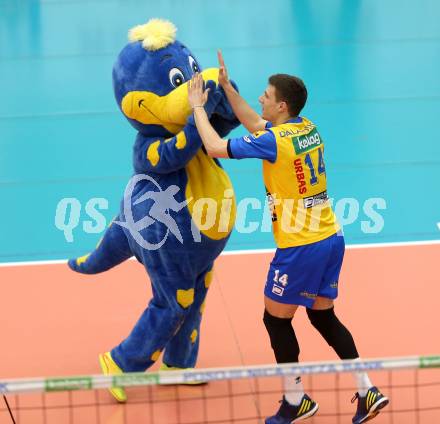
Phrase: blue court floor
[{"left": 1, "top": 0, "right": 440, "bottom": 262}]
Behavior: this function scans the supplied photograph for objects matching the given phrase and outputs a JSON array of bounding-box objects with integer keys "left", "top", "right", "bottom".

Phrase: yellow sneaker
[
  {"left": 98, "top": 352, "right": 127, "bottom": 402},
  {"left": 159, "top": 363, "right": 207, "bottom": 385}
]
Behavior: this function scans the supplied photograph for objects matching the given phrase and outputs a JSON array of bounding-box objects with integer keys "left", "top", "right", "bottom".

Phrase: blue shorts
[{"left": 264, "top": 232, "right": 345, "bottom": 308}]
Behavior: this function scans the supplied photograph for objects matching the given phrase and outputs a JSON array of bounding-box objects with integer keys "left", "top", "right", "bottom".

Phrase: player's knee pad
[
  {"left": 306, "top": 306, "right": 337, "bottom": 333},
  {"left": 263, "top": 310, "right": 300, "bottom": 363},
  {"left": 306, "top": 307, "right": 358, "bottom": 359}
]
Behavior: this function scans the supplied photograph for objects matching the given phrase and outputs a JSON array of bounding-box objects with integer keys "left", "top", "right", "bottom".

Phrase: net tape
[{"left": 1, "top": 355, "right": 439, "bottom": 395}]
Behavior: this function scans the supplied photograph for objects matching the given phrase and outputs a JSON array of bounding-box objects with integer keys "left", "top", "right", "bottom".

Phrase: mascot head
[{"left": 113, "top": 19, "right": 221, "bottom": 137}]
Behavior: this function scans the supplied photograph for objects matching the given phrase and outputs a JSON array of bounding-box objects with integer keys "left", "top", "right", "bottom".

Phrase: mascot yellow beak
[{"left": 121, "top": 68, "right": 219, "bottom": 134}]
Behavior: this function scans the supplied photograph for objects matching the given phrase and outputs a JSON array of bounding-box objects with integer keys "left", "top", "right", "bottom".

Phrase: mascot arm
[
  {"left": 133, "top": 124, "right": 203, "bottom": 174},
  {"left": 133, "top": 82, "right": 224, "bottom": 174}
]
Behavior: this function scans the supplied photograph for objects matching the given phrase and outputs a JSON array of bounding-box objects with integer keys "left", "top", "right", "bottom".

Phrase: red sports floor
[{"left": 1, "top": 244, "right": 439, "bottom": 423}]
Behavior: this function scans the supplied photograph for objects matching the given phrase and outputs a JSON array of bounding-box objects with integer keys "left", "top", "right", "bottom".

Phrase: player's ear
[{"left": 279, "top": 101, "right": 288, "bottom": 113}]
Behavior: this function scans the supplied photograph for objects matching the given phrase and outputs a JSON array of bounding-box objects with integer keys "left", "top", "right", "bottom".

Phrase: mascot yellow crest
[{"left": 129, "top": 18, "right": 177, "bottom": 51}]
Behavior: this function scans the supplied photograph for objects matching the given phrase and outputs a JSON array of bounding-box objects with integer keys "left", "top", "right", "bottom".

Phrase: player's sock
[
  {"left": 284, "top": 375, "right": 305, "bottom": 406},
  {"left": 263, "top": 310, "right": 304, "bottom": 405},
  {"left": 353, "top": 359, "right": 373, "bottom": 397}
]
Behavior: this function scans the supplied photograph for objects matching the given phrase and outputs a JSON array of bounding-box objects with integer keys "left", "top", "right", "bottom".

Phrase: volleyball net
[{"left": 2, "top": 355, "right": 440, "bottom": 423}]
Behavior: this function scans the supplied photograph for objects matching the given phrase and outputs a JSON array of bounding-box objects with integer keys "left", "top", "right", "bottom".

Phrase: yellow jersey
[
  {"left": 227, "top": 116, "right": 339, "bottom": 248},
  {"left": 262, "top": 117, "right": 339, "bottom": 247}
]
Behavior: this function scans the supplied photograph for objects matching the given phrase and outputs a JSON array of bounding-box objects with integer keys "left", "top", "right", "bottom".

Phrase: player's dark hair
[{"left": 268, "top": 74, "right": 307, "bottom": 116}]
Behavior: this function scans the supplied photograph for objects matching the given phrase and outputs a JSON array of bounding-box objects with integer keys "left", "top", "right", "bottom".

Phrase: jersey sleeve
[{"left": 227, "top": 129, "right": 277, "bottom": 163}]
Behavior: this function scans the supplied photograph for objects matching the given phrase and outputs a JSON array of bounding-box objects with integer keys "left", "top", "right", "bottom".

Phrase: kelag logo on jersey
[{"left": 292, "top": 128, "right": 322, "bottom": 154}]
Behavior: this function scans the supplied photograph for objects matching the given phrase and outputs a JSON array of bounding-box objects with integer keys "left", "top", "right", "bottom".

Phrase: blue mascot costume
[{"left": 68, "top": 19, "right": 239, "bottom": 402}]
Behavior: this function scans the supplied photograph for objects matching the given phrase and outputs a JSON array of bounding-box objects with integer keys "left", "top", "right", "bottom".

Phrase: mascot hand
[
  {"left": 208, "top": 79, "right": 240, "bottom": 137},
  {"left": 213, "top": 80, "right": 239, "bottom": 120},
  {"left": 210, "top": 113, "right": 240, "bottom": 138},
  {"left": 203, "top": 80, "right": 223, "bottom": 118}
]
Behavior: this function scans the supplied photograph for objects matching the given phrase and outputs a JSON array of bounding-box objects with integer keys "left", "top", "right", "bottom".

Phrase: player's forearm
[
  {"left": 222, "top": 82, "right": 266, "bottom": 133},
  {"left": 193, "top": 107, "right": 228, "bottom": 158}
]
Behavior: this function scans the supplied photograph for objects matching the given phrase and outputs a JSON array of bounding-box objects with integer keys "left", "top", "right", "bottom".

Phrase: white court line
[
  {"left": 223, "top": 238, "right": 440, "bottom": 255},
  {"left": 0, "top": 238, "right": 439, "bottom": 268}
]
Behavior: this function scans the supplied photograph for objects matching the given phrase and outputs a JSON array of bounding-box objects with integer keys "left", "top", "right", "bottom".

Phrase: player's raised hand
[
  {"left": 188, "top": 73, "right": 210, "bottom": 109},
  {"left": 217, "top": 49, "right": 230, "bottom": 87}
]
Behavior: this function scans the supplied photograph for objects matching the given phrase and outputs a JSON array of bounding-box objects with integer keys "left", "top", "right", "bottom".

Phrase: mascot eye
[
  {"left": 169, "top": 68, "right": 185, "bottom": 88},
  {"left": 189, "top": 56, "right": 200, "bottom": 73}
]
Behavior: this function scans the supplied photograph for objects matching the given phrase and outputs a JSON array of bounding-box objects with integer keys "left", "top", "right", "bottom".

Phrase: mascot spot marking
[
  {"left": 204, "top": 270, "right": 214, "bottom": 289},
  {"left": 147, "top": 140, "right": 161, "bottom": 166},
  {"left": 175, "top": 132, "right": 187, "bottom": 149},
  {"left": 177, "top": 289, "right": 195, "bottom": 309},
  {"left": 150, "top": 350, "right": 161, "bottom": 362},
  {"left": 190, "top": 330, "right": 198, "bottom": 344},
  {"left": 76, "top": 254, "right": 89, "bottom": 266}
]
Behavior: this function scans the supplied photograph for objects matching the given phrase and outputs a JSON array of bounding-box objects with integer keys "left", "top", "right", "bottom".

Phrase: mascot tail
[{"left": 68, "top": 216, "right": 133, "bottom": 274}]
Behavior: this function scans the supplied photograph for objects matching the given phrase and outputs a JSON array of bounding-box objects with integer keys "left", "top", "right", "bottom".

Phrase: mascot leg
[
  {"left": 68, "top": 216, "right": 132, "bottom": 274},
  {"left": 110, "top": 273, "right": 200, "bottom": 372},
  {"left": 162, "top": 265, "right": 213, "bottom": 369}
]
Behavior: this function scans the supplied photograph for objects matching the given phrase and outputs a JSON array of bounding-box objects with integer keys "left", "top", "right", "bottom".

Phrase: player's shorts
[{"left": 264, "top": 231, "right": 345, "bottom": 308}]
